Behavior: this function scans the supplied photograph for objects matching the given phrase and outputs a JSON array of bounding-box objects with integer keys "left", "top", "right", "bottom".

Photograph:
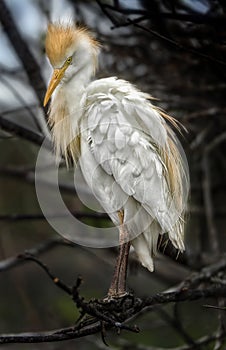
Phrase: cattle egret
[{"left": 43, "top": 22, "right": 188, "bottom": 297}]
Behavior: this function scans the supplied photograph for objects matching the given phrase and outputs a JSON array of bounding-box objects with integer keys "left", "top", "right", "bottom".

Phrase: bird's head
[{"left": 43, "top": 22, "right": 100, "bottom": 106}]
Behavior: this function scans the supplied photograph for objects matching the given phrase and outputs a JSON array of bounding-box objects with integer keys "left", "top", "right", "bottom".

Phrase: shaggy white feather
[
  {"left": 79, "top": 77, "right": 186, "bottom": 270},
  {"left": 47, "top": 27, "right": 188, "bottom": 272}
]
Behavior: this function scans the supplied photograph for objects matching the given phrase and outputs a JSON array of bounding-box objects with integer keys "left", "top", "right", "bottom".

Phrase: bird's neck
[{"left": 49, "top": 70, "right": 91, "bottom": 165}]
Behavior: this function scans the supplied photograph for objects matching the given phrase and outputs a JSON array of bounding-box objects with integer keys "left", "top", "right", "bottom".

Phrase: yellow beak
[{"left": 43, "top": 66, "right": 66, "bottom": 107}]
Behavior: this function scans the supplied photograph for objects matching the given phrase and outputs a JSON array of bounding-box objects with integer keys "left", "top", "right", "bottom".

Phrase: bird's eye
[{"left": 66, "top": 56, "right": 72, "bottom": 64}]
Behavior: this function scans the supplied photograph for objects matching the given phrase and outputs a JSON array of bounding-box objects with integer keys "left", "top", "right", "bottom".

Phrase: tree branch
[
  {"left": 0, "top": 0, "right": 48, "bottom": 118},
  {"left": 1, "top": 252, "right": 226, "bottom": 344},
  {"left": 1, "top": 282, "right": 226, "bottom": 344}
]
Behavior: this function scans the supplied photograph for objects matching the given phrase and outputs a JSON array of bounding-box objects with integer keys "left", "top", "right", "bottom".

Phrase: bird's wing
[{"left": 82, "top": 78, "right": 186, "bottom": 247}]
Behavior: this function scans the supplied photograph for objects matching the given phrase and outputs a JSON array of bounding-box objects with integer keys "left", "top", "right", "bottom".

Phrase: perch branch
[{"left": 1, "top": 253, "right": 226, "bottom": 343}]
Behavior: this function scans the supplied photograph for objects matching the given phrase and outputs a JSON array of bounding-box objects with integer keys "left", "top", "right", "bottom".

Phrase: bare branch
[{"left": 0, "top": 282, "right": 226, "bottom": 344}]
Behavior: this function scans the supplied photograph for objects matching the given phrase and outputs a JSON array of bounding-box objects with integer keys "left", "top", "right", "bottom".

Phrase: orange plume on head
[{"left": 45, "top": 22, "right": 100, "bottom": 67}]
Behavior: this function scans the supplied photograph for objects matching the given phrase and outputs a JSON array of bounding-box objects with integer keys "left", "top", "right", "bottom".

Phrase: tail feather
[
  {"left": 132, "top": 234, "right": 154, "bottom": 272},
  {"left": 132, "top": 219, "right": 185, "bottom": 271},
  {"left": 168, "top": 218, "right": 185, "bottom": 251},
  {"left": 132, "top": 221, "right": 161, "bottom": 272}
]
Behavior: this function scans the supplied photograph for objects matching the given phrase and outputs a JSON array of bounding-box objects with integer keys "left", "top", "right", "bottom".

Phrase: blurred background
[{"left": 0, "top": 0, "right": 226, "bottom": 349}]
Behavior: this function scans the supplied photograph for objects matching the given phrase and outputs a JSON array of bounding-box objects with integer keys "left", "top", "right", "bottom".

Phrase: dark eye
[{"left": 66, "top": 56, "right": 72, "bottom": 64}]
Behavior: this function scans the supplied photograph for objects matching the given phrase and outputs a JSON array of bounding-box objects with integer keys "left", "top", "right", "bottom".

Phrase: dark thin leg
[{"left": 108, "top": 211, "right": 131, "bottom": 297}]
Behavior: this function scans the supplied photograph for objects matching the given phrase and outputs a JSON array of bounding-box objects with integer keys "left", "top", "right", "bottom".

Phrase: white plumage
[
  {"left": 43, "top": 22, "right": 188, "bottom": 296},
  {"left": 80, "top": 77, "right": 186, "bottom": 270}
]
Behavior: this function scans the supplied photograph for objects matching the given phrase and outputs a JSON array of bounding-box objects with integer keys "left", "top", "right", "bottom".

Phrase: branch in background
[
  {"left": 0, "top": 211, "right": 108, "bottom": 222},
  {"left": 118, "top": 332, "right": 226, "bottom": 350},
  {"left": 154, "top": 307, "right": 195, "bottom": 346},
  {"left": 98, "top": 3, "right": 226, "bottom": 25},
  {"left": 20, "top": 253, "right": 73, "bottom": 295},
  {"left": 0, "top": 75, "right": 43, "bottom": 133},
  {"left": 96, "top": 1, "right": 226, "bottom": 67},
  {"left": 202, "top": 153, "right": 219, "bottom": 254},
  {"left": 96, "top": 0, "right": 121, "bottom": 26},
  {"left": 179, "top": 255, "right": 226, "bottom": 289},
  {"left": 0, "top": 116, "right": 50, "bottom": 149},
  {"left": 0, "top": 237, "right": 116, "bottom": 276},
  {"left": 1, "top": 205, "right": 226, "bottom": 221},
  {"left": 0, "top": 164, "right": 79, "bottom": 196},
  {"left": 1, "top": 104, "right": 39, "bottom": 118},
  {"left": 0, "top": 206, "right": 188, "bottom": 266},
  {"left": 128, "top": 21, "right": 226, "bottom": 67},
  {"left": 0, "top": 237, "right": 71, "bottom": 273},
  {"left": 0, "top": 0, "right": 48, "bottom": 119}
]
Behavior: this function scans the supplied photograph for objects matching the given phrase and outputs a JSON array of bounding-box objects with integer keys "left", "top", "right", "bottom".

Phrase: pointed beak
[{"left": 43, "top": 67, "right": 66, "bottom": 107}]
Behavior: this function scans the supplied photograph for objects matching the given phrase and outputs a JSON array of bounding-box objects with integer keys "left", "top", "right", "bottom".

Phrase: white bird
[{"left": 43, "top": 22, "right": 188, "bottom": 297}]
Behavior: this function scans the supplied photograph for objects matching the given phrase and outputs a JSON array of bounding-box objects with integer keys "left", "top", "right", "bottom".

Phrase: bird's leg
[{"left": 108, "top": 210, "right": 131, "bottom": 298}]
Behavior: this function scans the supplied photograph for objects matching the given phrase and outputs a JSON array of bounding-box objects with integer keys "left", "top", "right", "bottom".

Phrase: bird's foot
[{"left": 102, "top": 291, "right": 132, "bottom": 303}]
